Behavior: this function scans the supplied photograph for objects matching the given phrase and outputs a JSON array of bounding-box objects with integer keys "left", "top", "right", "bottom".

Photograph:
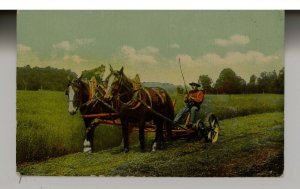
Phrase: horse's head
[
  {"left": 103, "top": 65, "right": 126, "bottom": 100},
  {"left": 65, "top": 76, "right": 85, "bottom": 115}
]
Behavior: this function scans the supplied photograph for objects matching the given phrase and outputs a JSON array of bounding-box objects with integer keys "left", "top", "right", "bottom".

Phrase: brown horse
[
  {"left": 66, "top": 77, "right": 116, "bottom": 152},
  {"left": 103, "top": 66, "right": 174, "bottom": 152}
]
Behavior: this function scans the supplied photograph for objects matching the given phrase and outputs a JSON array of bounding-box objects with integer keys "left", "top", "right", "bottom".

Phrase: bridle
[
  {"left": 67, "top": 80, "right": 83, "bottom": 112},
  {"left": 106, "top": 71, "right": 135, "bottom": 101}
]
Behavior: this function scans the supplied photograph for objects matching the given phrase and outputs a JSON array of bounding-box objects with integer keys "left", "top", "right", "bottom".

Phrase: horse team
[{"left": 66, "top": 65, "right": 174, "bottom": 153}]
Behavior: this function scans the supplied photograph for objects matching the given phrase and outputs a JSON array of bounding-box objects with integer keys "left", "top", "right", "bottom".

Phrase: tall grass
[
  {"left": 17, "top": 91, "right": 283, "bottom": 163},
  {"left": 171, "top": 93, "right": 284, "bottom": 120},
  {"left": 17, "top": 90, "right": 122, "bottom": 163}
]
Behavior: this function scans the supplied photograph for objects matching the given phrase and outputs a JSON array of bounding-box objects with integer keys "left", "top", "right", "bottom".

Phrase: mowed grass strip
[{"left": 17, "top": 112, "right": 283, "bottom": 176}]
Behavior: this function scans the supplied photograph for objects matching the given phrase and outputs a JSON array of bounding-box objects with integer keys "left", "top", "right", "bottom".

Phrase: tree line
[
  {"left": 17, "top": 65, "right": 77, "bottom": 91},
  {"left": 177, "top": 67, "right": 284, "bottom": 94},
  {"left": 17, "top": 65, "right": 284, "bottom": 94},
  {"left": 17, "top": 65, "right": 107, "bottom": 91}
]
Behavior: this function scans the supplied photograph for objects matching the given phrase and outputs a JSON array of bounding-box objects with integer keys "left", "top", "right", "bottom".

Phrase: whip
[{"left": 178, "top": 57, "right": 188, "bottom": 93}]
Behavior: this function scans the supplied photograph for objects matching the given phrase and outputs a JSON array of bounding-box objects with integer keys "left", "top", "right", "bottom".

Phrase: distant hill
[{"left": 142, "top": 82, "right": 179, "bottom": 93}]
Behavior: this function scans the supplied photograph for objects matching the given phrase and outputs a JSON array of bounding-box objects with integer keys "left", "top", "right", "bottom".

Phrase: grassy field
[
  {"left": 17, "top": 112, "right": 284, "bottom": 176},
  {"left": 17, "top": 90, "right": 123, "bottom": 163},
  {"left": 17, "top": 91, "right": 283, "bottom": 164},
  {"left": 172, "top": 93, "right": 284, "bottom": 120}
]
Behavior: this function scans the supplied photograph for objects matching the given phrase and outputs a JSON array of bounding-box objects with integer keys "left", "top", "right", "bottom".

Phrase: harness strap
[
  {"left": 125, "top": 91, "right": 142, "bottom": 110},
  {"left": 142, "top": 88, "right": 153, "bottom": 108},
  {"left": 152, "top": 88, "right": 166, "bottom": 104},
  {"left": 128, "top": 101, "right": 142, "bottom": 110},
  {"left": 88, "top": 77, "right": 98, "bottom": 101},
  {"left": 95, "top": 95, "right": 119, "bottom": 113}
]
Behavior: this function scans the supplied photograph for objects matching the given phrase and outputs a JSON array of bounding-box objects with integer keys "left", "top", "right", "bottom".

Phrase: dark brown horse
[
  {"left": 66, "top": 77, "right": 116, "bottom": 152},
  {"left": 103, "top": 66, "right": 174, "bottom": 152}
]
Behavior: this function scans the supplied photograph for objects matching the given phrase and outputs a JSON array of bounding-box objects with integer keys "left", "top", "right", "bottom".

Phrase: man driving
[{"left": 173, "top": 82, "right": 205, "bottom": 128}]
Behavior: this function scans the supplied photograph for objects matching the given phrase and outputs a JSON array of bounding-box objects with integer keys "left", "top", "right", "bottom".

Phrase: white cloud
[
  {"left": 215, "top": 34, "right": 250, "bottom": 47},
  {"left": 224, "top": 51, "right": 278, "bottom": 64},
  {"left": 17, "top": 44, "right": 31, "bottom": 53},
  {"left": 17, "top": 41, "right": 282, "bottom": 86},
  {"left": 114, "top": 44, "right": 282, "bottom": 85},
  {"left": 63, "top": 54, "right": 85, "bottom": 64},
  {"left": 173, "top": 50, "right": 281, "bottom": 83},
  {"left": 170, "top": 43, "right": 180, "bottom": 49},
  {"left": 202, "top": 53, "right": 223, "bottom": 64},
  {"left": 138, "top": 46, "right": 159, "bottom": 55},
  {"left": 17, "top": 43, "right": 92, "bottom": 75},
  {"left": 74, "top": 38, "right": 95, "bottom": 46},
  {"left": 177, "top": 51, "right": 279, "bottom": 67},
  {"left": 17, "top": 44, "right": 42, "bottom": 67},
  {"left": 176, "top": 54, "right": 194, "bottom": 67},
  {"left": 121, "top": 45, "right": 158, "bottom": 64},
  {"left": 53, "top": 38, "right": 95, "bottom": 51},
  {"left": 53, "top": 41, "right": 73, "bottom": 51}
]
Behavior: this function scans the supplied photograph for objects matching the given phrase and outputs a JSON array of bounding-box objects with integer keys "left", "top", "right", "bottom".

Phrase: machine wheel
[
  {"left": 194, "top": 119, "right": 205, "bottom": 140},
  {"left": 205, "top": 114, "right": 220, "bottom": 143}
]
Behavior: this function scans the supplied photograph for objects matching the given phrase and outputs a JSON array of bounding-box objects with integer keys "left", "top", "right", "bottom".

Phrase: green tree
[
  {"left": 215, "top": 68, "right": 244, "bottom": 94},
  {"left": 257, "top": 70, "right": 279, "bottom": 93},
  {"left": 257, "top": 71, "right": 268, "bottom": 93},
  {"left": 247, "top": 74, "right": 257, "bottom": 93},
  {"left": 277, "top": 67, "right": 284, "bottom": 94},
  {"left": 198, "top": 75, "right": 213, "bottom": 93},
  {"left": 237, "top": 76, "right": 247, "bottom": 94},
  {"left": 17, "top": 65, "right": 77, "bottom": 91},
  {"left": 176, "top": 86, "right": 185, "bottom": 94},
  {"left": 81, "top": 65, "right": 106, "bottom": 83}
]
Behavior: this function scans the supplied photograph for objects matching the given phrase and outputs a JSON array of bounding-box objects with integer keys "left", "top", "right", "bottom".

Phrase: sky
[{"left": 17, "top": 10, "right": 284, "bottom": 85}]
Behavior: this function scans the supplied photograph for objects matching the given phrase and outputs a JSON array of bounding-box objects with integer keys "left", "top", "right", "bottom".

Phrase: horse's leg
[
  {"left": 164, "top": 99, "right": 175, "bottom": 141},
  {"left": 84, "top": 126, "right": 93, "bottom": 153},
  {"left": 139, "top": 119, "right": 146, "bottom": 152},
  {"left": 152, "top": 118, "right": 164, "bottom": 151},
  {"left": 166, "top": 120, "right": 173, "bottom": 141},
  {"left": 122, "top": 120, "right": 130, "bottom": 153},
  {"left": 89, "top": 126, "right": 96, "bottom": 152},
  {"left": 83, "top": 119, "right": 92, "bottom": 153},
  {"left": 152, "top": 119, "right": 159, "bottom": 152},
  {"left": 157, "top": 120, "right": 165, "bottom": 150}
]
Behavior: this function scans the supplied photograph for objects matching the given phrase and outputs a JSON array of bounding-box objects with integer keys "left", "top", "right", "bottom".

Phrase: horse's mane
[
  {"left": 115, "top": 71, "right": 134, "bottom": 90},
  {"left": 76, "top": 79, "right": 89, "bottom": 91}
]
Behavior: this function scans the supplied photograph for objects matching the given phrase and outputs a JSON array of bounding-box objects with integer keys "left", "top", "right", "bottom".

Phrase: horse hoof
[
  {"left": 83, "top": 147, "right": 92, "bottom": 153},
  {"left": 158, "top": 142, "right": 165, "bottom": 150},
  {"left": 140, "top": 148, "right": 146, "bottom": 153},
  {"left": 83, "top": 139, "right": 91, "bottom": 147},
  {"left": 151, "top": 142, "right": 157, "bottom": 152}
]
